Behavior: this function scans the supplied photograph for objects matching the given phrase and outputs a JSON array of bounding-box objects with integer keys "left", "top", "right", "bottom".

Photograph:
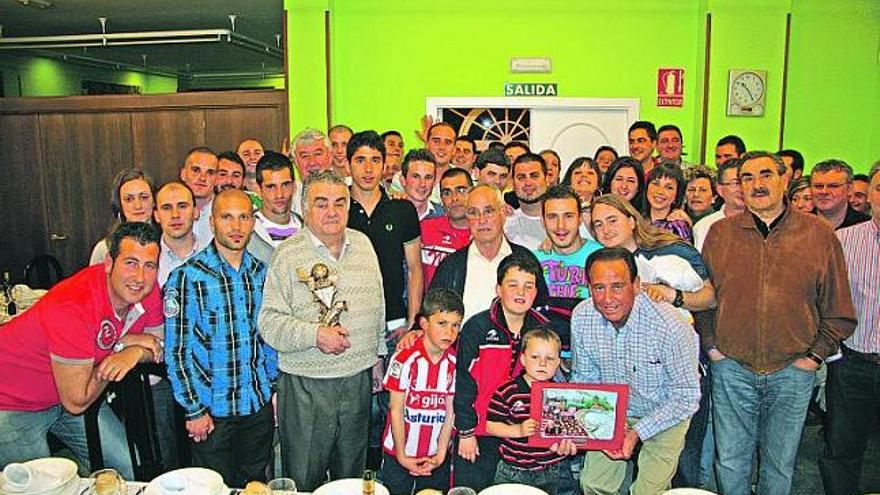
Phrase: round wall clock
[{"left": 727, "top": 69, "right": 767, "bottom": 117}]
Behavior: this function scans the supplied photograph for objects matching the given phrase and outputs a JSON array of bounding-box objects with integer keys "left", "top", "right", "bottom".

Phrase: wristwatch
[
  {"left": 672, "top": 289, "right": 685, "bottom": 308},
  {"left": 112, "top": 341, "right": 127, "bottom": 353},
  {"left": 805, "top": 351, "right": 824, "bottom": 367}
]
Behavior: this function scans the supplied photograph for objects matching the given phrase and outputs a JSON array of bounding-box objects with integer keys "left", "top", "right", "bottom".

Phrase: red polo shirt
[{"left": 0, "top": 265, "right": 162, "bottom": 411}]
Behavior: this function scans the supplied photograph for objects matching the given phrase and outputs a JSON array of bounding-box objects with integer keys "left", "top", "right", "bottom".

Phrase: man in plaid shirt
[
  {"left": 571, "top": 247, "right": 700, "bottom": 495},
  {"left": 165, "top": 189, "right": 278, "bottom": 486}
]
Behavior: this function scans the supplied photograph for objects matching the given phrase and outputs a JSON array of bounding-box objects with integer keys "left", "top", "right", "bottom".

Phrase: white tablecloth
[{"left": 73, "top": 478, "right": 313, "bottom": 495}]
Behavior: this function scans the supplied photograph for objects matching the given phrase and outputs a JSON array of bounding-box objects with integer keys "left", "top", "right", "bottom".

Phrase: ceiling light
[{"left": 17, "top": 0, "right": 54, "bottom": 9}]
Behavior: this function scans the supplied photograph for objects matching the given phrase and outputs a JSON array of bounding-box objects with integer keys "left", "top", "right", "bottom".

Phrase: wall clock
[{"left": 727, "top": 69, "right": 767, "bottom": 117}]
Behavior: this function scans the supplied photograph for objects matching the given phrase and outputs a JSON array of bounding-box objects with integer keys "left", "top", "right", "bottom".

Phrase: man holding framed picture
[{"left": 571, "top": 247, "right": 700, "bottom": 495}]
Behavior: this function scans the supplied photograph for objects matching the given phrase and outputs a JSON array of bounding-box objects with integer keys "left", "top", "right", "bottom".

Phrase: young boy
[
  {"left": 380, "top": 288, "right": 463, "bottom": 495},
  {"left": 487, "top": 328, "right": 576, "bottom": 495},
  {"left": 454, "top": 254, "right": 565, "bottom": 491}
]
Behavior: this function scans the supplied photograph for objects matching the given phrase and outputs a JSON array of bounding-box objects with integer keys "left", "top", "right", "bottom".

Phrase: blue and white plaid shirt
[
  {"left": 571, "top": 293, "right": 700, "bottom": 440},
  {"left": 164, "top": 243, "right": 278, "bottom": 419}
]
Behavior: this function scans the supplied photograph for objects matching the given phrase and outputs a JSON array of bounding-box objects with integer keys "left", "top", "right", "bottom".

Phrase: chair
[{"left": 23, "top": 254, "right": 64, "bottom": 289}]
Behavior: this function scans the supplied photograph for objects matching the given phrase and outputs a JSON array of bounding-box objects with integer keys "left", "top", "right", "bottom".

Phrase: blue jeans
[
  {"left": 711, "top": 358, "right": 814, "bottom": 495},
  {"left": 673, "top": 355, "right": 711, "bottom": 488},
  {"left": 495, "top": 460, "right": 561, "bottom": 495},
  {"left": 0, "top": 403, "right": 133, "bottom": 479}
]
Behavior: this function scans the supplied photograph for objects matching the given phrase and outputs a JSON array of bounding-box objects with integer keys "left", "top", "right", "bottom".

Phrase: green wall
[
  {"left": 784, "top": 0, "right": 879, "bottom": 170},
  {"left": 183, "top": 75, "right": 286, "bottom": 91},
  {"left": 286, "top": 0, "right": 879, "bottom": 171},
  {"left": 0, "top": 53, "right": 178, "bottom": 97}
]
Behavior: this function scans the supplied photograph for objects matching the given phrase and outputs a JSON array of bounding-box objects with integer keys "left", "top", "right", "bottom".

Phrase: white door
[{"left": 427, "top": 97, "right": 639, "bottom": 175}]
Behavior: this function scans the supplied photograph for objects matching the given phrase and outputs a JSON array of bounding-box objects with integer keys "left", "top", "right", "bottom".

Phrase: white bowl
[
  {"left": 0, "top": 458, "right": 78, "bottom": 495},
  {"left": 479, "top": 484, "right": 549, "bottom": 495},
  {"left": 145, "top": 468, "right": 226, "bottom": 495},
  {"left": 312, "top": 478, "right": 390, "bottom": 495}
]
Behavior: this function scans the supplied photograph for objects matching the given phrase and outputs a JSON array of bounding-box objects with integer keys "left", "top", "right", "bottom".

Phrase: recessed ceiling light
[{"left": 17, "top": 0, "right": 54, "bottom": 9}]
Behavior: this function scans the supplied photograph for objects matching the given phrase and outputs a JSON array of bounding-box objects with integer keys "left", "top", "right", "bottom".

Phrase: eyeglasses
[
  {"left": 466, "top": 206, "right": 498, "bottom": 220},
  {"left": 811, "top": 182, "right": 847, "bottom": 192}
]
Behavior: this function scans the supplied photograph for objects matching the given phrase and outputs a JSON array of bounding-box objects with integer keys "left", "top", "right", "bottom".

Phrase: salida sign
[{"left": 504, "top": 83, "right": 558, "bottom": 96}]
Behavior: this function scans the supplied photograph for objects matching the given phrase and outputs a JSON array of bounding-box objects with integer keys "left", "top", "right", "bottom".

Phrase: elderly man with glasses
[{"left": 429, "top": 184, "right": 548, "bottom": 324}]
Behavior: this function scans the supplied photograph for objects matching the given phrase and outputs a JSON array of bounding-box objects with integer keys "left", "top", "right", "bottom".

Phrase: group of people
[{"left": 0, "top": 117, "right": 876, "bottom": 495}]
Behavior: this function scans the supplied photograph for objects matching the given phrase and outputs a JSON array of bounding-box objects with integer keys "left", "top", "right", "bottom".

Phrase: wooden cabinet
[{"left": 0, "top": 90, "right": 288, "bottom": 281}]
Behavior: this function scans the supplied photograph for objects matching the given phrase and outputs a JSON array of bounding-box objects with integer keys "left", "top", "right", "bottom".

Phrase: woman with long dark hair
[{"left": 601, "top": 156, "right": 646, "bottom": 212}]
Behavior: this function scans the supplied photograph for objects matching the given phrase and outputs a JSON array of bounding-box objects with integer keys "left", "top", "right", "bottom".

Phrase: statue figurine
[{"left": 297, "top": 262, "right": 348, "bottom": 326}]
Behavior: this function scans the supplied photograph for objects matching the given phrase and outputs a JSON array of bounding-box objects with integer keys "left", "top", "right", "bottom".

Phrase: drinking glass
[
  {"left": 267, "top": 477, "right": 297, "bottom": 495},
  {"left": 89, "top": 468, "right": 126, "bottom": 495}
]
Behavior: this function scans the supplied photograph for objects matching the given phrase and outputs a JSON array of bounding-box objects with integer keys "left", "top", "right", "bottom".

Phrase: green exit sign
[{"left": 504, "top": 83, "right": 558, "bottom": 96}]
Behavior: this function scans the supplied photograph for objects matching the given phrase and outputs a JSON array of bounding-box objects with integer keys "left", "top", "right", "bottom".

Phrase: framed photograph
[{"left": 528, "top": 382, "right": 629, "bottom": 451}]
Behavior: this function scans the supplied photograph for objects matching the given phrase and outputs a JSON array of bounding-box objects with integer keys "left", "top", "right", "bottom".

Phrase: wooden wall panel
[
  {"left": 0, "top": 114, "right": 49, "bottom": 280},
  {"left": 131, "top": 110, "right": 206, "bottom": 184},
  {"left": 205, "top": 106, "right": 282, "bottom": 153},
  {"left": 39, "top": 112, "right": 134, "bottom": 273},
  {"left": 0, "top": 90, "right": 287, "bottom": 279}
]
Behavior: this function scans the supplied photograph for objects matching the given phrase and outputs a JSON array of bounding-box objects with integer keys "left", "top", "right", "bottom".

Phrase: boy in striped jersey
[
  {"left": 487, "top": 329, "right": 578, "bottom": 495},
  {"left": 380, "top": 288, "right": 463, "bottom": 494}
]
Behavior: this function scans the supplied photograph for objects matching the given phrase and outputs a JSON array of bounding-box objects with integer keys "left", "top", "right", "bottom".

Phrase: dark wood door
[
  {"left": 0, "top": 90, "right": 287, "bottom": 279},
  {"left": 0, "top": 114, "right": 49, "bottom": 281},
  {"left": 205, "top": 106, "right": 283, "bottom": 153},
  {"left": 39, "top": 112, "right": 134, "bottom": 273},
  {"left": 131, "top": 109, "right": 207, "bottom": 184}
]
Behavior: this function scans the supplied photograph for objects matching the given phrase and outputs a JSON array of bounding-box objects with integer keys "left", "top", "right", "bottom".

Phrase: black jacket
[{"left": 428, "top": 241, "right": 549, "bottom": 307}]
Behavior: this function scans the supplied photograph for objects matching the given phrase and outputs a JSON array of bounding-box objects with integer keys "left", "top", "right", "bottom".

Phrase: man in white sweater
[{"left": 259, "top": 170, "right": 386, "bottom": 491}]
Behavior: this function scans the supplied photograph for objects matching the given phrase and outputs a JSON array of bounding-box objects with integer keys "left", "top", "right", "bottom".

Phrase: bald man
[{"left": 164, "top": 189, "right": 278, "bottom": 486}]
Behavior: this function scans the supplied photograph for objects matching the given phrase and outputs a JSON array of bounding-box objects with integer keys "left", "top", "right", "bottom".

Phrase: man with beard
[
  {"left": 702, "top": 151, "right": 856, "bottom": 495},
  {"left": 420, "top": 168, "right": 473, "bottom": 288},
  {"left": 216, "top": 152, "right": 246, "bottom": 192},
  {"left": 504, "top": 153, "right": 549, "bottom": 251},
  {"left": 535, "top": 185, "right": 602, "bottom": 300},
  {"left": 248, "top": 151, "right": 302, "bottom": 264}
]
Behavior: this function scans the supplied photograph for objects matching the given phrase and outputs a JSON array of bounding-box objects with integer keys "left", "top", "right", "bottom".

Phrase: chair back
[{"left": 24, "top": 255, "right": 64, "bottom": 289}]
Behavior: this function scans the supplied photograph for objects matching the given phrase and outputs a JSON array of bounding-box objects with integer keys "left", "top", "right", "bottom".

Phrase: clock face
[{"left": 732, "top": 72, "right": 765, "bottom": 107}]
